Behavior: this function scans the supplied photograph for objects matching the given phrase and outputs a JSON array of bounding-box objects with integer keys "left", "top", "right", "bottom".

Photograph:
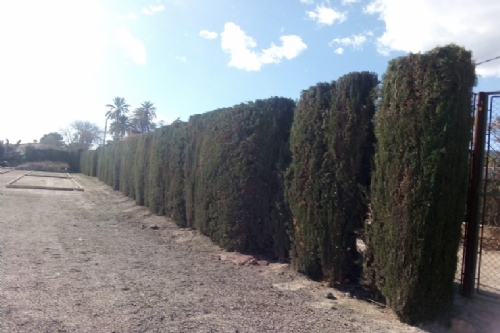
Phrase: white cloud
[
  {"left": 199, "top": 30, "right": 218, "bottom": 39},
  {"left": 330, "top": 34, "right": 367, "bottom": 50},
  {"left": 306, "top": 5, "right": 347, "bottom": 25},
  {"left": 342, "top": 0, "right": 360, "bottom": 5},
  {"left": 364, "top": 0, "right": 500, "bottom": 77},
  {"left": 175, "top": 56, "right": 187, "bottom": 63},
  {"left": 261, "top": 35, "right": 308, "bottom": 64},
  {"left": 300, "top": 0, "right": 314, "bottom": 4},
  {"left": 220, "top": 22, "right": 307, "bottom": 71},
  {"left": 334, "top": 47, "right": 344, "bottom": 55},
  {"left": 115, "top": 27, "right": 147, "bottom": 65},
  {"left": 124, "top": 12, "right": 138, "bottom": 20},
  {"left": 142, "top": 5, "right": 165, "bottom": 15}
]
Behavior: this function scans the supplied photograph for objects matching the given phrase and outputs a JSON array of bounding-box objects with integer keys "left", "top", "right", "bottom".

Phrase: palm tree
[
  {"left": 132, "top": 101, "right": 157, "bottom": 133},
  {"left": 105, "top": 97, "right": 130, "bottom": 141},
  {"left": 109, "top": 115, "right": 133, "bottom": 141}
]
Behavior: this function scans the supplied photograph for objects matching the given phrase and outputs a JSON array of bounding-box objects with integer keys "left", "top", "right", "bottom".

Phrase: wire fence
[{"left": 477, "top": 94, "right": 500, "bottom": 297}]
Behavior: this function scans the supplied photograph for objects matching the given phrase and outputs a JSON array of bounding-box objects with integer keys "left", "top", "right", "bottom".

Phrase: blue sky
[{"left": 1, "top": 0, "right": 500, "bottom": 143}]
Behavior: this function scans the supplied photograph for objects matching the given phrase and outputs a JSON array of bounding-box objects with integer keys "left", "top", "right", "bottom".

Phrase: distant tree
[
  {"left": 60, "top": 121, "right": 102, "bottom": 150},
  {"left": 40, "top": 132, "right": 65, "bottom": 148},
  {"left": 105, "top": 97, "right": 130, "bottom": 141},
  {"left": 131, "top": 101, "right": 157, "bottom": 133},
  {"left": 0, "top": 139, "right": 22, "bottom": 165},
  {"left": 109, "top": 115, "right": 133, "bottom": 140}
]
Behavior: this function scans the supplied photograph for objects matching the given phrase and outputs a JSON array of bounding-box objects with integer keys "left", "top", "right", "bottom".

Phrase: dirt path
[{"left": 0, "top": 171, "right": 480, "bottom": 332}]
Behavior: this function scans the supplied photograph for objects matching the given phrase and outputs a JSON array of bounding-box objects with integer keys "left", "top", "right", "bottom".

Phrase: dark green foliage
[
  {"left": 285, "top": 72, "right": 378, "bottom": 284},
  {"left": 365, "top": 45, "right": 476, "bottom": 324},
  {"left": 80, "top": 97, "right": 295, "bottom": 259},
  {"left": 134, "top": 134, "right": 152, "bottom": 206},
  {"left": 80, "top": 149, "right": 98, "bottom": 176},
  {"left": 97, "top": 145, "right": 116, "bottom": 186},
  {"left": 40, "top": 132, "right": 65, "bottom": 148},
  {"left": 286, "top": 82, "right": 333, "bottom": 279},
  {"left": 185, "top": 98, "right": 295, "bottom": 257},
  {"left": 25, "top": 146, "right": 81, "bottom": 172},
  {"left": 147, "top": 121, "right": 187, "bottom": 224},
  {"left": 0, "top": 139, "right": 22, "bottom": 166},
  {"left": 119, "top": 138, "right": 139, "bottom": 197}
]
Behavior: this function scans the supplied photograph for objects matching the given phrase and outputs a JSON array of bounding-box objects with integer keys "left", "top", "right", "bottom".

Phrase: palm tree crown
[
  {"left": 132, "top": 101, "right": 157, "bottom": 133},
  {"left": 105, "top": 97, "right": 130, "bottom": 122},
  {"left": 105, "top": 97, "right": 131, "bottom": 141}
]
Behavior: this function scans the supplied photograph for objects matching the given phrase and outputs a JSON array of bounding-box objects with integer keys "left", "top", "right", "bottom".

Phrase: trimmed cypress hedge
[
  {"left": 285, "top": 72, "right": 378, "bottom": 284},
  {"left": 134, "top": 134, "right": 152, "bottom": 206},
  {"left": 80, "top": 149, "right": 97, "bottom": 176},
  {"left": 184, "top": 98, "right": 295, "bottom": 257},
  {"left": 119, "top": 138, "right": 139, "bottom": 198},
  {"left": 364, "top": 45, "right": 476, "bottom": 323},
  {"left": 78, "top": 55, "right": 477, "bottom": 325},
  {"left": 147, "top": 121, "right": 187, "bottom": 223},
  {"left": 285, "top": 82, "right": 333, "bottom": 279},
  {"left": 80, "top": 97, "right": 295, "bottom": 259}
]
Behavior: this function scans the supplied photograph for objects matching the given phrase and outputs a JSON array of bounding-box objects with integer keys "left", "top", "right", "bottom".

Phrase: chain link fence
[{"left": 477, "top": 94, "right": 500, "bottom": 297}]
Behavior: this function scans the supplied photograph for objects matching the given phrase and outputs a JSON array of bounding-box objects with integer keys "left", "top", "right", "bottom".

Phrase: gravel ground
[{"left": 0, "top": 171, "right": 494, "bottom": 333}]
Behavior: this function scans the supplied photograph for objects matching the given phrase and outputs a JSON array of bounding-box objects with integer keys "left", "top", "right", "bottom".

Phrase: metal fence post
[{"left": 462, "top": 92, "right": 488, "bottom": 297}]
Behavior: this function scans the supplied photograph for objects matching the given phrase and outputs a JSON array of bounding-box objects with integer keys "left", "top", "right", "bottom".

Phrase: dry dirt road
[{"left": 0, "top": 171, "right": 490, "bottom": 333}]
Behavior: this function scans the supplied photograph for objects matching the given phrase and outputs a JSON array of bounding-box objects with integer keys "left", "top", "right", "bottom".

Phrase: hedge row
[
  {"left": 24, "top": 146, "right": 82, "bottom": 172},
  {"left": 81, "top": 97, "right": 295, "bottom": 259},
  {"left": 80, "top": 45, "right": 476, "bottom": 324}
]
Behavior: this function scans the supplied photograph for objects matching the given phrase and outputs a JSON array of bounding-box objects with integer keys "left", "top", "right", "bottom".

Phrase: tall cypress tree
[
  {"left": 286, "top": 82, "right": 333, "bottom": 279},
  {"left": 286, "top": 72, "right": 377, "bottom": 283},
  {"left": 321, "top": 72, "right": 378, "bottom": 284},
  {"left": 365, "top": 45, "right": 476, "bottom": 323}
]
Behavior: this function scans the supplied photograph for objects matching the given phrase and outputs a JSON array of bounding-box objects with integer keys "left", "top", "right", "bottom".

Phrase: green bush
[
  {"left": 286, "top": 82, "right": 333, "bottom": 279},
  {"left": 134, "top": 134, "right": 153, "bottom": 206},
  {"left": 119, "top": 138, "right": 139, "bottom": 198},
  {"left": 147, "top": 121, "right": 187, "bottom": 224},
  {"left": 185, "top": 98, "right": 295, "bottom": 257},
  {"left": 364, "top": 45, "right": 476, "bottom": 323},
  {"left": 25, "top": 146, "right": 81, "bottom": 172},
  {"left": 286, "top": 72, "right": 378, "bottom": 283}
]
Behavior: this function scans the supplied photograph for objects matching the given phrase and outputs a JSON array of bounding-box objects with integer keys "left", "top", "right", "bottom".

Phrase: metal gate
[
  {"left": 477, "top": 93, "right": 500, "bottom": 297},
  {"left": 460, "top": 91, "right": 500, "bottom": 298}
]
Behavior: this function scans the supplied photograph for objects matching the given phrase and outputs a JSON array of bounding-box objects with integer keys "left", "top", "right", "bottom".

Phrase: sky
[{"left": 1, "top": 0, "right": 500, "bottom": 144}]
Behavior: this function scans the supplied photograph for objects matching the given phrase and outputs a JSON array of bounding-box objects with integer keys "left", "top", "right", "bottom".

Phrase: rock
[
  {"left": 150, "top": 224, "right": 159, "bottom": 230},
  {"left": 326, "top": 292, "right": 336, "bottom": 300},
  {"left": 450, "top": 318, "right": 475, "bottom": 333},
  {"left": 247, "top": 258, "right": 258, "bottom": 265}
]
